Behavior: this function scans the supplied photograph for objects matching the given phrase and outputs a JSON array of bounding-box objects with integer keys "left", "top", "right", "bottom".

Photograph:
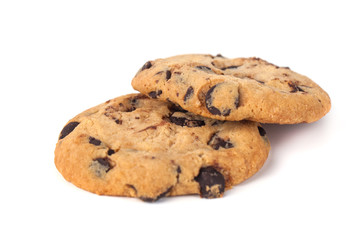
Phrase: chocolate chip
[
  {"left": 165, "top": 70, "right": 171, "bottom": 80},
  {"left": 195, "top": 167, "right": 225, "bottom": 198},
  {"left": 168, "top": 103, "right": 188, "bottom": 113},
  {"left": 169, "top": 115, "right": 205, "bottom": 128},
  {"left": 195, "top": 66, "right": 213, "bottom": 72},
  {"left": 89, "top": 136, "right": 101, "bottom": 146},
  {"left": 205, "top": 85, "right": 220, "bottom": 115},
  {"left": 126, "top": 107, "right": 136, "bottom": 112},
  {"left": 258, "top": 126, "right": 266, "bottom": 136},
  {"left": 234, "top": 94, "right": 240, "bottom": 108},
  {"left": 208, "top": 133, "right": 234, "bottom": 150},
  {"left": 221, "top": 65, "right": 239, "bottom": 70},
  {"left": 206, "top": 106, "right": 221, "bottom": 115},
  {"left": 140, "top": 61, "right": 152, "bottom": 71},
  {"left": 115, "top": 119, "right": 123, "bottom": 124},
  {"left": 205, "top": 84, "right": 238, "bottom": 116},
  {"left": 176, "top": 166, "right": 181, "bottom": 182},
  {"left": 59, "top": 122, "right": 80, "bottom": 140},
  {"left": 288, "top": 82, "right": 306, "bottom": 93},
  {"left": 148, "top": 91, "right": 157, "bottom": 98},
  {"left": 148, "top": 90, "right": 163, "bottom": 99},
  {"left": 297, "top": 86, "right": 305, "bottom": 92},
  {"left": 222, "top": 109, "right": 231, "bottom": 116},
  {"left": 140, "top": 186, "right": 173, "bottom": 202},
  {"left": 107, "top": 149, "right": 115, "bottom": 155},
  {"left": 90, "top": 157, "right": 114, "bottom": 177},
  {"left": 94, "top": 158, "right": 113, "bottom": 171},
  {"left": 256, "top": 80, "right": 265, "bottom": 84},
  {"left": 184, "top": 86, "right": 194, "bottom": 102},
  {"left": 215, "top": 54, "right": 225, "bottom": 58}
]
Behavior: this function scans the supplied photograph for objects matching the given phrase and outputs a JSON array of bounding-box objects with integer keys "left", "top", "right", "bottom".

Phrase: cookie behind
[{"left": 132, "top": 54, "right": 331, "bottom": 124}]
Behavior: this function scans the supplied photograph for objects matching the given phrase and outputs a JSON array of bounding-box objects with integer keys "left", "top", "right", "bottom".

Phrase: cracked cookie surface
[
  {"left": 131, "top": 54, "right": 331, "bottom": 124},
  {"left": 55, "top": 94, "right": 270, "bottom": 201}
]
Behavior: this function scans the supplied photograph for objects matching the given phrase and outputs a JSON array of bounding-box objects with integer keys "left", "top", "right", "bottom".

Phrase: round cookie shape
[
  {"left": 55, "top": 94, "right": 270, "bottom": 201},
  {"left": 131, "top": 54, "right": 331, "bottom": 124}
]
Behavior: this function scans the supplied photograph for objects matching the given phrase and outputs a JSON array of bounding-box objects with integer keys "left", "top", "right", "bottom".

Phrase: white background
[{"left": 1, "top": 0, "right": 359, "bottom": 239}]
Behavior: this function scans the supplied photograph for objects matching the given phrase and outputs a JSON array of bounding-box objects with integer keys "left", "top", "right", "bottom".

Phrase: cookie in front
[{"left": 55, "top": 94, "right": 270, "bottom": 201}]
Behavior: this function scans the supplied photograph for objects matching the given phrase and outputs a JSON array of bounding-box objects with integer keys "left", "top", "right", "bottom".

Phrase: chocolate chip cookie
[
  {"left": 131, "top": 54, "right": 331, "bottom": 124},
  {"left": 55, "top": 94, "right": 270, "bottom": 201}
]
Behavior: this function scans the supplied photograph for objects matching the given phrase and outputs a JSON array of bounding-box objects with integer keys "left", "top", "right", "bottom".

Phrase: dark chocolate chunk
[
  {"left": 234, "top": 94, "right": 240, "bottom": 108},
  {"left": 221, "top": 65, "right": 239, "bottom": 70},
  {"left": 176, "top": 166, "right": 181, "bottom": 182},
  {"left": 258, "top": 126, "right": 266, "bottom": 136},
  {"left": 148, "top": 91, "right": 157, "bottom": 98},
  {"left": 208, "top": 133, "right": 234, "bottom": 150},
  {"left": 205, "top": 85, "right": 222, "bottom": 116},
  {"left": 59, "top": 121, "right": 80, "bottom": 140},
  {"left": 215, "top": 54, "right": 225, "bottom": 58},
  {"left": 115, "top": 119, "right": 123, "bottom": 124},
  {"left": 89, "top": 136, "right": 101, "bottom": 146},
  {"left": 169, "top": 115, "right": 205, "bottom": 128},
  {"left": 140, "top": 61, "right": 152, "bottom": 71},
  {"left": 206, "top": 106, "right": 221, "bottom": 116},
  {"left": 222, "top": 109, "right": 231, "bottom": 117},
  {"left": 165, "top": 70, "right": 171, "bottom": 80},
  {"left": 195, "top": 66, "right": 213, "bottom": 72},
  {"left": 168, "top": 103, "right": 188, "bottom": 113},
  {"left": 195, "top": 167, "right": 225, "bottom": 198},
  {"left": 297, "top": 86, "right": 305, "bottom": 92},
  {"left": 107, "top": 149, "right": 115, "bottom": 155},
  {"left": 90, "top": 157, "right": 114, "bottom": 177},
  {"left": 288, "top": 81, "right": 306, "bottom": 93},
  {"left": 176, "top": 166, "right": 182, "bottom": 174},
  {"left": 140, "top": 186, "right": 173, "bottom": 202},
  {"left": 94, "top": 158, "right": 113, "bottom": 172},
  {"left": 126, "top": 107, "right": 136, "bottom": 112},
  {"left": 148, "top": 90, "right": 163, "bottom": 99},
  {"left": 184, "top": 86, "right": 194, "bottom": 102},
  {"left": 205, "top": 83, "right": 241, "bottom": 116}
]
